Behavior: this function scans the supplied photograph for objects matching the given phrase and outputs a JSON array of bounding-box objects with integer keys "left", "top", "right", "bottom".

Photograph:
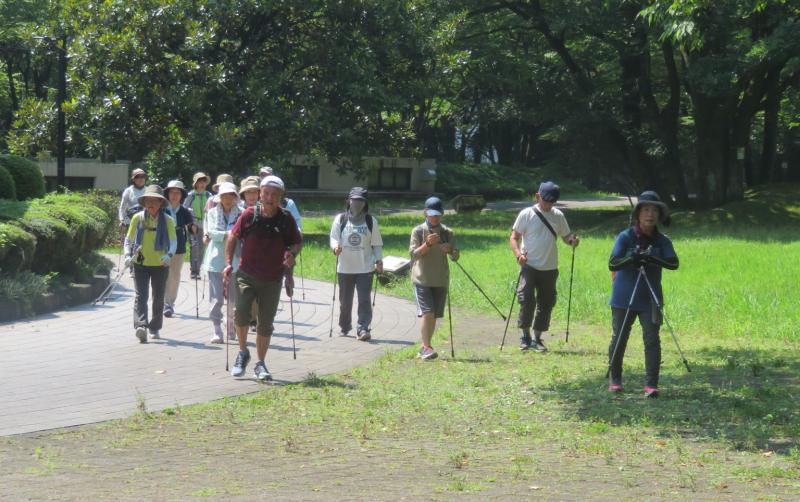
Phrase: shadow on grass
[
  {"left": 299, "top": 374, "right": 354, "bottom": 389},
  {"left": 551, "top": 346, "right": 800, "bottom": 455}
]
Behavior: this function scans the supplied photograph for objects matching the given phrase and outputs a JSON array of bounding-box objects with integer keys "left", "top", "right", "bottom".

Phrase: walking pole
[
  {"left": 372, "top": 270, "right": 379, "bottom": 307},
  {"left": 224, "top": 273, "right": 231, "bottom": 372},
  {"left": 453, "top": 260, "right": 506, "bottom": 321},
  {"left": 640, "top": 270, "right": 691, "bottom": 372},
  {"left": 290, "top": 292, "right": 297, "bottom": 360},
  {"left": 329, "top": 255, "right": 339, "bottom": 337},
  {"left": 499, "top": 268, "right": 523, "bottom": 351},
  {"left": 606, "top": 267, "right": 644, "bottom": 379},
  {"left": 299, "top": 253, "right": 306, "bottom": 300},
  {"left": 195, "top": 274, "right": 199, "bottom": 319},
  {"left": 565, "top": 246, "right": 575, "bottom": 342},
  {"left": 447, "top": 288, "right": 455, "bottom": 358}
]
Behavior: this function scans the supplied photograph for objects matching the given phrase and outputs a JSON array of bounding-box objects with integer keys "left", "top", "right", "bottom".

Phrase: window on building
[
  {"left": 281, "top": 165, "right": 319, "bottom": 189},
  {"left": 45, "top": 176, "right": 95, "bottom": 191},
  {"left": 368, "top": 168, "right": 411, "bottom": 190}
]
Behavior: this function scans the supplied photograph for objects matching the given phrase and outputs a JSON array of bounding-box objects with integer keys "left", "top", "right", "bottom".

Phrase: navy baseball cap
[
  {"left": 424, "top": 196, "right": 444, "bottom": 216},
  {"left": 538, "top": 181, "right": 560, "bottom": 202}
]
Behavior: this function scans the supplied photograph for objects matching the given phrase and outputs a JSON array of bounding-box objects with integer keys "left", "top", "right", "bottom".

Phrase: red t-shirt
[{"left": 232, "top": 206, "right": 302, "bottom": 282}]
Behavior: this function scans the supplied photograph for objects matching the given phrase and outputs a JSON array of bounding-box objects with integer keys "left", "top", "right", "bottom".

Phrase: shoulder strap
[
  {"left": 366, "top": 214, "right": 373, "bottom": 233},
  {"left": 533, "top": 207, "right": 557, "bottom": 238}
]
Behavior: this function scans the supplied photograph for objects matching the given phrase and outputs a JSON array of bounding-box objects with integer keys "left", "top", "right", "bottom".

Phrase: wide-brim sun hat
[
  {"left": 137, "top": 184, "right": 167, "bottom": 207},
  {"left": 212, "top": 174, "right": 234, "bottom": 192},
  {"left": 131, "top": 168, "right": 147, "bottom": 181},
  {"left": 216, "top": 182, "right": 239, "bottom": 197},
  {"left": 632, "top": 190, "right": 670, "bottom": 224},
  {"left": 239, "top": 176, "right": 261, "bottom": 197},
  {"left": 164, "top": 179, "right": 187, "bottom": 201},
  {"left": 192, "top": 171, "right": 209, "bottom": 188}
]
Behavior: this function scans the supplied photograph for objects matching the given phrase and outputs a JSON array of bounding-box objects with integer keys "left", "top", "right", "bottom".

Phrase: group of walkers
[{"left": 118, "top": 171, "right": 679, "bottom": 397}]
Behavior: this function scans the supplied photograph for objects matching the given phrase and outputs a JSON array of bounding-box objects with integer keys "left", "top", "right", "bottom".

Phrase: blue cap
[
  {"left": 424, "top": 196, "right": 444, "bottom": 216},
  {"left": 538, "top": 181, "right": 560, "bottom": 202}
]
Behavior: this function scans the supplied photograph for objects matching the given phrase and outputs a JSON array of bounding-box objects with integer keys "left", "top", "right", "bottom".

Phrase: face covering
[{"left": 349, "top": 199, "right": 366, "bottom": 215}]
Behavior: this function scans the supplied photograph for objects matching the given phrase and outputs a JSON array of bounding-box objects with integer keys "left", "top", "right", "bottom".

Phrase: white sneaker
[{"left": 210, "top": 324, "right": 224, "bottom": 344}]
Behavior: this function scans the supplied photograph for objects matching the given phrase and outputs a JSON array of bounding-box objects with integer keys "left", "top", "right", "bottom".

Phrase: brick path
[{"left": 0, "top": 262, "right": 418, "bottom": 436}]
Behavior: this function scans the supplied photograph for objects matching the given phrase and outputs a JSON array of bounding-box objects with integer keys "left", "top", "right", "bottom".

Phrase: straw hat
[
  {"left": 137, "top": 185, "right": 167, "bottom": 207},
  {"left": 192, "top": 172, "right": 209, "bottom": 188},
  {"left": 212, "top": 174, "right": 234, "bottom": 192},
  {"left": 239, "top": 176, "right": 260, "bottom": 197}
]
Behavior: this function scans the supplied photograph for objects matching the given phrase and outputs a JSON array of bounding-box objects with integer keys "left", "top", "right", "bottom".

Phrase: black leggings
[{"left": 608, "top": 307, "right": 662, "bottom": 387}]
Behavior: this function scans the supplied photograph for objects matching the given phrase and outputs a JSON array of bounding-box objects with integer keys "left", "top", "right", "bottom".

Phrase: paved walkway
[{"left": 0, "top": 262, "right": 418, "bottom": 436}]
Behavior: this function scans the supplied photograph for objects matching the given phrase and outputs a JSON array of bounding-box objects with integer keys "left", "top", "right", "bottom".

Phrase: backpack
[
  {"left": 243, "top": 201, "right": 293, "bottom": 239},
  {"left": 338, "top": 213, "right": 373, "bottom": 235}
]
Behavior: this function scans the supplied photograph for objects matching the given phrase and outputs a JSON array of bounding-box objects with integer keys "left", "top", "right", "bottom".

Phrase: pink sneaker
[
  {"left": 644, "top": 386, "right": 660, "bottom": 398},
  {"left": 608, "top": 384, "right": 623, "bottom": 393}
]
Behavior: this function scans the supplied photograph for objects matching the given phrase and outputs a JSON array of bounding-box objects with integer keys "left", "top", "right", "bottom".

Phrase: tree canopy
[{"left": 0, "top": 0, "right": 797, "bottom": 206}]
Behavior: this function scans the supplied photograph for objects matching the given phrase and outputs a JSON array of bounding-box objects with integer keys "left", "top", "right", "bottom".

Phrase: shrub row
[
  {"left": 0, "top": 193, "right": 111, "bottom": 274},
  {"left": 0, "top": 155, "right": 46, "bottom": 200}
]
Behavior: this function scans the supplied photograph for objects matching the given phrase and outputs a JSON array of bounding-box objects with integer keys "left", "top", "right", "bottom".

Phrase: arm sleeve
[
  {"left": 286, "top": 200, "right": 302, "bottom": 232},
  {"left": 167, "top": 218, "right": 177, "bottom": 255},
  {"left": 511, "top": 210, "right": 526, "bottom": 234},
  {"left": 329, "top": 215, "right": 342, "bottom": 250},
  {"left": 608, "top": 231, "right": 635, "bottom": 271},
  {"left": 183, "top": 191, "right": 194, "bottom": 210},
  {"left": 409, "top": 226, "right": 423, "bottom": 257},
  {"left": 559, "top": 213, "right": 572, "bottom": 238},
  {"left": 118, "top": 187, "right": 129, "bottom": 222},
  {"left": 229, "top": 207, "right": 250, "bottom": 239},
  {"left": 206, "top": 209, "right": 226, "bottom": 242},
  {"left": 646, "top": 236, "right": 679, "bottom": 270},
  {"left": 124, "top": 213, "right": 138, "bottom": 255},
  {"left": 370, "top": 218, "right": 383, "bottom": 261}
]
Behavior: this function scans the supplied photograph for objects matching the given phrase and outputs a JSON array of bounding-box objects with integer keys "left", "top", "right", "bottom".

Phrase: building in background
[{"left": 38, "top": 158, "right": 129, "bottom": 191}]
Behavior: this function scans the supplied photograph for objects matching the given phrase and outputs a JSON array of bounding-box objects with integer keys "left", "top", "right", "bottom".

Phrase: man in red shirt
[{"left": 224, "top": 176, "right": 302, "bottom": 380}]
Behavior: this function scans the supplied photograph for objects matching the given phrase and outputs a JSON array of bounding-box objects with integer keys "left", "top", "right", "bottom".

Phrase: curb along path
[{"left": 0, "top": 261, "right": 419, "bottom": 436}]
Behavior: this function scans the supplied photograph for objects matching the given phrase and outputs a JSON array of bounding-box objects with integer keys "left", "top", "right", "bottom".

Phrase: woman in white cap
[
  {"left": 202, "top": 181, "right": 243, "bottom": 343},
  {"left": 124, "top": 185, "right": 177, "bottom": 343},
  {"left": 163, "top": 180, "right": 197, "bottom": 318},
  {"left": 118, "top": 168, "right": 148, "bottom": 276}
]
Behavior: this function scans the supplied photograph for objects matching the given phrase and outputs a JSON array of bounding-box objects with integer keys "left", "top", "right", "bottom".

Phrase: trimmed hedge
[
  {"left": 0, "top": 193, "right": 111, "bottom": 274},
  {"left": 0, "top": 164, "right": 16, "bottom": 200},
  {"left": 0, "top": 223, "right": 36, "bottom": 273},
  {"left": 0, "top": 155, "right": 45, "bottom": 200}
]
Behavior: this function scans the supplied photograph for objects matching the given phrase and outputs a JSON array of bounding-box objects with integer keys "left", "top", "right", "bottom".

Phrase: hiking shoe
[
  {"left": 163, "top": 304, "right": 174, "bottom": 318},
  {"left": 608, "top": 384, "right": 623, "bottom": 393},
  {"left": 254, "top": 361, "right": 272, "bottom": 381},
  {"left": 531, "top": 338, "right": 548, "bottom": 353},
  {"left": 340, "top": 329, "right": 350, "bottom": 337},
  {"left": 419, "top": 346, "right": 438, "bottom": 360},
  {"left": 149, "top": 330, "right": 160, "bottom": 340},
  {"left": 231, "top": 350, "right": 251, "bottom": 377},
  {"left": 644, "top": 386, "right": 660, "bottom": 399},
  {"left": 249, "top": 321, "right": 257, "bottom": 333},
  {"left": 135, "top": 327, "right": 147, "bottom": 343},
  {"left": 357, "top": 329, "right": 371, "bottom": 342},
  {"left": 210, "top": 324, "right": 224, "bottom": 344},
  {"left": 519, "top": 334, "right": 532, "bottom": 351}
]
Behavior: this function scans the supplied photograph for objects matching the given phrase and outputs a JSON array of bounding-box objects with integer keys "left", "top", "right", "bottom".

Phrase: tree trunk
[
  {"left": 692, "top": 95, "right": 738, "bottom": 207},
  {"left": 760, "top": 68, "right": 780, "bottom": 182}
]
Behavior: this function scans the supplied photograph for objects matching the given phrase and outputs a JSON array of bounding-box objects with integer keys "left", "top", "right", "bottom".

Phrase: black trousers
[
  {"left": 133, "top": 264, "right": 169, "bottom": 332},
  {"left": 516, "top": 266, "right": 559, "bottom": 332},
  {"left": 608, "top": 307, "right": 662, "bottom": 387}
]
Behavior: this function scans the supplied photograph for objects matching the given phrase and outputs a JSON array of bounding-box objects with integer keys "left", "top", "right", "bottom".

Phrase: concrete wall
[
  {"left": 38, "top": 158, "right": 130, "bottom": 190},
  {"left": 289, "top": 155, "right": 436, "bottom": 193}
]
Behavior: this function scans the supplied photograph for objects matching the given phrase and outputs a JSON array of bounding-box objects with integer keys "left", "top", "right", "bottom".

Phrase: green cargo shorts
[{"left": 234, "top": 270, "right": 281, "bottom": 336}]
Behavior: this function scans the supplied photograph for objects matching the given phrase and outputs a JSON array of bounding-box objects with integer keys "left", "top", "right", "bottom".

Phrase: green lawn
[{"left": 12, "top": 184, "right": 799, "bottom": 499}]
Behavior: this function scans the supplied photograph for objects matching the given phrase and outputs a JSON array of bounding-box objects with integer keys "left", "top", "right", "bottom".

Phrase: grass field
[{"left": 3, "top": 185, "right": 799, "bottom": 500}]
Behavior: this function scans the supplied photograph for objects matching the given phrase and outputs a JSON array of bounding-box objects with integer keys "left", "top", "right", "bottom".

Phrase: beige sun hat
[
  {"left": 239, "top": 176, "right": 260, "bottom": 197},
  {"left": 192, "top": 171, "right": 209, "bottom": 188},
  {"left": 130, "top": 168, "right": 147, "bottom": 181},
  {"left": 212, "top": 173, "right": 234, "bottom": 192},
  {"left": 137, "top": 184, "right": 167, "bottom": 207}
]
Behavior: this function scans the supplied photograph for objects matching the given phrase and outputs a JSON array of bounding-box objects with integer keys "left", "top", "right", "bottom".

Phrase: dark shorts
[
  {"left": 414, "top": 284, "right": 447, "bottom": 319},
  {"left": 234, "top": 270, "right": 282, "bottom": 335}
]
